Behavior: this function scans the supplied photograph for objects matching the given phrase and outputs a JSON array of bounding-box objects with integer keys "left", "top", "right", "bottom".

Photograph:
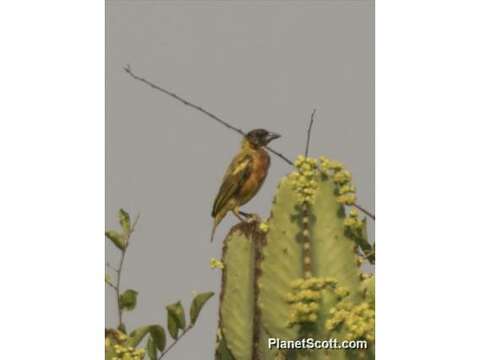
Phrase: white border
[
  {"left": 377, "top": 0, "right": 480, "bottom": 358},
  {"left": 0, "top": 1, "right": 104, "bottom": 358},
  {"left": 1, "top": 0, "right": 480, "bottom": 358}
]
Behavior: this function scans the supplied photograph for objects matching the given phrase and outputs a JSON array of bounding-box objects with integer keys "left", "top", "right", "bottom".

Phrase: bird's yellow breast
[{"left": 237, "top": 148, "right": 270, "bottom": 205}]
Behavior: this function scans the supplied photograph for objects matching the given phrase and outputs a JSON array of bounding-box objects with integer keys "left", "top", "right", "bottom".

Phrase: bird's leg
[
  {"left": 239, "top": 211, "right": 252, "bottom": 218},
  {"left": 239, "top": 211, "right": 262, "bottom": 224},
  {"left": 233, "top": 208, "right": 249, "bottom": 223}
]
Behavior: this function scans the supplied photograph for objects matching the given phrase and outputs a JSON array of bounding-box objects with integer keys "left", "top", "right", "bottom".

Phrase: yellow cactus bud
[
  {"left": 259, "top": 222, "right": 269, "bottom": 233},
  {"left": 209, "top": 257, "right": 224, "bottom": 269}
]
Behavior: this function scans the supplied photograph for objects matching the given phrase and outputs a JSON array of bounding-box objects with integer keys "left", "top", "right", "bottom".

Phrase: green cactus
[
  {"left": 216, "top": 222, "right": 279, "bottom": 360},
  {"left": 217, "top": 156, "right": 375, "bottom": 360},
  {"left": 216, "top": 223, "right": 258, "bottom": 360}
]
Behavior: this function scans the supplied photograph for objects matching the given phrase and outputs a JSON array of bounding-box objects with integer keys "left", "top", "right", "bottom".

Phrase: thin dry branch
[
  {"left": 352, "top": 203, "right": 376, "bottom": 221},
  {"left": 158, "top": 324, "right": 194, "bottom": 360},
  {"left": 107, "top": 261, "right": 118, "bottom": 271},
  {"left": 305, "top": 109, "right": 317, "bottom": 157},
  {"left": 124, "top": 65, "right": 293, "bottom": 165},
  {"left": 303, "top": 110, "right": 376, "bottom": 221},
  {"left": 123, "top": 66, "right": 374, "bottom": 220},
  {"left": 125, "top": 65, "right": 244, "bottom": 137}
]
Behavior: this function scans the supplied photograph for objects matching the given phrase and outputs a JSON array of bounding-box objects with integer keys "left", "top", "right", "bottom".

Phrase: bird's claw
[{"left": 246, "top": 213, "right": 262, "bottom": 224}]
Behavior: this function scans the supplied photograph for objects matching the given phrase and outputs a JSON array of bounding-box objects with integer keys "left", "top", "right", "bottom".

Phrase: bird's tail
[
  {"left": 210, "top": 211, "right": 227, "bottom": 242},
  {"left": 210, "top": 221, "right": 218, "bottom": 243}
]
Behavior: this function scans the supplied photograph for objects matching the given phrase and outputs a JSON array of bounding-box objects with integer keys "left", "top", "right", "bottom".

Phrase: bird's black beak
[{"left": 266, "top": 132, "right": 281, "bottom": 143}]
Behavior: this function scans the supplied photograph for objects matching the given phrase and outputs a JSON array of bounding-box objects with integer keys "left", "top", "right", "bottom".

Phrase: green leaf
[
  {"left": 215, "top": 333, "right": 235, "bottom": 360},
  {"left": 190, "top": 291, "right": 214, "bottom": 325},
  {"left": 166, "top": 301, "right": 185, "bottom": 339},
  {"left": 127, "top": 326, "right": 150, "bottom": 347},
  {"left": 118, "top": 208, "right": 131, "bottom": 233},
  {"left": 149, "top": 325, "right": 166, "bottom": 352},
  {"left": 167, "top": 310, "right": 179, "bottom": 339},
  {"left": 146, "top": 337, "right": 157, "bottom": 360},
  {"left": 119, "top": 289, "right": 138, "bottom": 311},
  {"left": 105, "top": 274, "right": 113, "bottom": 286},
  {"left": 105, "top": 230, "right": 126, "bottom": 250}
]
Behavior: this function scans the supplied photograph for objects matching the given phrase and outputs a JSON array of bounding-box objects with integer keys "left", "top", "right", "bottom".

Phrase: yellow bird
[{"left": 210, "top": 129, "right": 281, "bottom": 242}]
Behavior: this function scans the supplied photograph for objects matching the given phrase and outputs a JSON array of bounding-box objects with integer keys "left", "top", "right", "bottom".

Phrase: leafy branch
[
  {"left": 105, "top": 209, "right": 140, "bottom": 329},
  {"left": 105, "top": 208, "right": 215, "bottom": 360},
  {"left": 123, "top": 65, "right": 375, "bottom": 221},
  {"left": 145, "top": 293, "right": 215, "bottom": 360}
]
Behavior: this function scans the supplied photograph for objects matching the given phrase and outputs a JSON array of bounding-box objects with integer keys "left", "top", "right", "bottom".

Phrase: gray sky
[{"left": 106, "top": 1, "right": 374, "bottom": 358}]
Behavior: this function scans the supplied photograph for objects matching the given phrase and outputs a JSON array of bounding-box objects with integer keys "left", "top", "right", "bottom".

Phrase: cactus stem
[
  {"left": 217, "top": 221, "right": 267, "bottom": 360},
  {"left": 252, "top": 227, "right": 265, "bottom": 360},
  {"left": 301, "top": 203, "right": 313, "bottom": 277}
]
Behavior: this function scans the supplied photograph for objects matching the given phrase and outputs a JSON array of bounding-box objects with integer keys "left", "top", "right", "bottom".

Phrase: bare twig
[
  {"left": 131, "top": 213, "right": 141, "bottom": 233},
  {"left": 158, "top": 324, "right": 194, "bottom": 360},
  {"left": 303, "top": 108, "right": 375, "bottom": 222},
  {"left": 359, "top": 248, "right": 375, "bottom": 265},
  {"left": 106, "top": 281, "right": 118, "bottom": 291},
  {"left": 352, "top": 203, "right": 375, "bottom": 221},
  {"left": 305, "top": 109, "right": 317, "bottom": 157},
  {"left": 106, "top": 262, "right": 119, "bottom": 273},
  {"left": 123, "top": 66, "right": 374, "bottom": 220},
  {"left": 124, "top": 65, "right": 293, "bottom": 166},
  {"left": 266, "top": 145, "right": 294, "bottom": 165},
  {"left": 124, "top": 65, "right": 244, "bottom": 136}
]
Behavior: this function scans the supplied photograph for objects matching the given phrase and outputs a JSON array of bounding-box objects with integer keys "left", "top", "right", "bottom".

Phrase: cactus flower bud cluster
[
  {"left": 210, "top": 257, "right": 224, "bottom": 269},
  {"left": 319, "top": 156, "right": 357, "bottom": 205},
  {"left": 344, "top": 209, "right": 364, "bottom": 238},
  {"left": 259, "top": 221, "right": 270, "bottom": 233},
  {"left": 105, "top": 330, "right": 145, "bottom": 360},
  {"left": 290, "top": 155, "right": 319, "bottom": 205},
  {"left": 325, "top": 301, "right": 375, "bottom": 342},
  {"left": 286, "top": 277, "right": 340, "bottom": 327},
  {"left": 111, "top": 345, "right": 145, "bottom": 360},
  {"left": 218, "top": 154, "right": 375, "bottom": 358}
]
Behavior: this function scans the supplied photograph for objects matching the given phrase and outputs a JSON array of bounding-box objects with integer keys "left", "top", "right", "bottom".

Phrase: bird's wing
[{"left": 212, "top": 153, "right": 253, "bottom": 217}]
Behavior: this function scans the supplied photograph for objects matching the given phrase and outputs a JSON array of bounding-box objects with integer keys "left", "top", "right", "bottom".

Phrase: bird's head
[{"left": 245, "top": 129, "right": 281, "bottom": 148}]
